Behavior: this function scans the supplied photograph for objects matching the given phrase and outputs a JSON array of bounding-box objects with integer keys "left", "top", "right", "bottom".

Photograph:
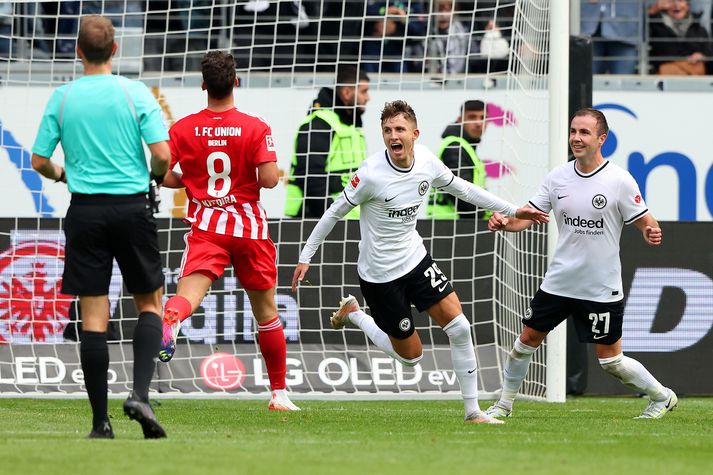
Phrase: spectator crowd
[{"left": 1, "top": 0, "right": 713, "bottom": 75}]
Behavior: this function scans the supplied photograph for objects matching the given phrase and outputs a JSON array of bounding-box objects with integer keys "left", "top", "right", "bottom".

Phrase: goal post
[
  {"left": 546, "top": 0, "right": 568, "bottom": 403},
  {"left": 0, "top": 0, "right": 566, "bottom": 401}
]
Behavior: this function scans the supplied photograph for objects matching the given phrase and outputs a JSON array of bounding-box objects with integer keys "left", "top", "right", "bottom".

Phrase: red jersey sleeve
[
  {"left": 251, "top": 120, "right": 278, "bottom": 166},
  {"left": 168, "top": 125, "right": 180, "bottom": 168}
]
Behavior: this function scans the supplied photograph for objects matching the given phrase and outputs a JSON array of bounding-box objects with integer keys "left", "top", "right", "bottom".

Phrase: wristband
[
  {"left": 150, "top": 173, "right": 165, "bottom": 185},
  {"left": 55, "top": 168, "right": 66, "bottom": 183}
]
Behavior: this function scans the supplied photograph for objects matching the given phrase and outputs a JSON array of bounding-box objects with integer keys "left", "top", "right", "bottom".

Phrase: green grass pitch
[{"left": 1, "top": 397, "right": 712, "bottom": 475}]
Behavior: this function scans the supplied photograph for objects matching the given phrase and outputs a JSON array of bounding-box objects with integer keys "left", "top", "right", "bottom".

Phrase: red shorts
[{"left": 179, "top": 227, "right": 277, "bottom": 290}]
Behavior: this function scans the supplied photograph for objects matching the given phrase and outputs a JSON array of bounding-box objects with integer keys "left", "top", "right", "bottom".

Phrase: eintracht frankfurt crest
[{"left": 0, "top": 241, "right": 73, "bottom": 344}]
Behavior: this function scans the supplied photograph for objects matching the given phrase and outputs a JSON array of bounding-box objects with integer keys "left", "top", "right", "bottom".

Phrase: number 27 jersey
[
  {"left": 528, "top": 160, "right": 648, "bottom": 302},
  {"left": 169, "top": 108, "right": 277, "bottom": 239}
]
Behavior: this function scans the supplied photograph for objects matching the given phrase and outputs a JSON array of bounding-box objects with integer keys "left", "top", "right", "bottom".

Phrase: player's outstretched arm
[
  {"left": 292, "top": 194, "right": 354, "bottom": 292},
  {"left": 515, "top": 205, "right": 549, "bottom": 224},
  {"left": 291, "top": 263, "right": 310, "bottom": 292},
  {"left": 488, "top": 211, "right": 537, "bottom": 233},
  {"left": 633, "top": 213, "right": 662, "bottom": 246},
  {"left": 441, "top": 175, "right": 517, "bottom": 216},
  {"left": 441, "top": 176, "right": 548, "bottom": 223}
]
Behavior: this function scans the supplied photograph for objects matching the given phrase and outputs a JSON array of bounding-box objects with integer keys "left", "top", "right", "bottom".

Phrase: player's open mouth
[{"left": 390, "top": 143, "right": 403, "bottom": 152}]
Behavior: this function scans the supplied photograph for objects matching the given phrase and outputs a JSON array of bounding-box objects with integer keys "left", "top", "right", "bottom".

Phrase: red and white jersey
[{"left": 169, "top": 108, "right": 277, "bottom": 239}]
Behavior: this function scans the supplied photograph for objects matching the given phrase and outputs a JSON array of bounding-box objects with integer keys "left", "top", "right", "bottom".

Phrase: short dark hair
[
  {"left": 201, "top": 51, "right": 236, "bottom": 100},
  {"left": 462, "top": 100, "right": 485, "bottom": 115},
  {"left": 380, "top": 100, "right": 418, "bottom": 127},
  {"left": 335, "top": 65, "right": 370, "bottom": 93},
  {"left": 77, "top": 15, "right": 114, "bottom": 64},
  {"left": 573, "top": 108, "right": 609, "bottom": 136}
]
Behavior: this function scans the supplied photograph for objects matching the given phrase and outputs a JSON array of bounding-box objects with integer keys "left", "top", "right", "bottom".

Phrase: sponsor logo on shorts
[
  {"left": 399, "top": 318, "right": 412, "bottom": 332},
  {"left": 524, "top": 307, "right": 533, "bottom": 320}
]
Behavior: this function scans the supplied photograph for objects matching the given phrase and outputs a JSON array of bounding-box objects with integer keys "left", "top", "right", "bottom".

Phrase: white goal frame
[{"left": 0, "top": 0, "right": 569, "bottom": 401}]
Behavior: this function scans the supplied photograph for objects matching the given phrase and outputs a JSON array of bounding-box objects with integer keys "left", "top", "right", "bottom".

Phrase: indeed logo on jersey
[
  {"left": 562, "top": 212, "right": 604, "bottom": 236},
  {"left": 388, "top": 204, "right": 420, "bottom": 223}
]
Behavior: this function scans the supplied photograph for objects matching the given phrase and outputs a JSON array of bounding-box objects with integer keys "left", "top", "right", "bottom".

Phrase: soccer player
[
  {"left": 291, "top": 100, "right": 548, "bottom": 423},
  {"left": 485, "top": 108, "right": 676, "bottom": 420},
  {"left": 31, "top": 15, "right": 170, "bottom": 439},
  {"left": 159, "top": 51, "right": 299, "bottom": 411}
]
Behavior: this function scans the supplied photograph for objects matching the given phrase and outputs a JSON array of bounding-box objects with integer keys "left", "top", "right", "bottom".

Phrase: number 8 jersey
[{"left": 169, "top": 108, "right": 277, "bottom": 239}]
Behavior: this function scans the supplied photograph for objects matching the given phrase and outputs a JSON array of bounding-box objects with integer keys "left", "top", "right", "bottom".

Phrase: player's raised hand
[
  {"left": 488, "top": 212, "right": 509, "bottom": 232},
  {"left": 291, "top": 263, "right": 310, "bottom": 292},
  {"left": 644, "top": 225, "right": 662, "bottom": 246},
  {"left": 515, "top": 206, "right": 549, "bottom": 224}
]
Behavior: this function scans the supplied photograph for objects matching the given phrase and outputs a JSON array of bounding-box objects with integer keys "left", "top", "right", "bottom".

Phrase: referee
[{"left": 31, "top": 15, "right": 170, "bottom": 439}]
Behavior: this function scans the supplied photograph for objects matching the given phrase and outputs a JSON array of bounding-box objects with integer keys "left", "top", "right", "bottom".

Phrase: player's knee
[
  {"left": 443, "top": 314, "right": 471, "bottom": 344},
  {"left": 510, "top": 338, "right": 538, "bottom": 360},
  {"left": 599, "top": 353, "right": 624, "bottom": 377},
  {"left": 397, "top": 353, "right": 423, "bottom": 367}
]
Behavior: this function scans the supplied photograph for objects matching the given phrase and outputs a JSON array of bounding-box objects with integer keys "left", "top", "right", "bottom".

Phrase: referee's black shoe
[
  {"left": 123, "top": 393, "right": 167, "bottom": 439},
  {"left": 87, "top": 420, "right": 115, "bottom": 439}
]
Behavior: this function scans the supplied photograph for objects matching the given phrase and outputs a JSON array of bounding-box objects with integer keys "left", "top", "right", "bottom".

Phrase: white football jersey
[
  {"left": 343, "top": 145, "right": 453, "bottom": 282},
  {"left": 528, "top": 160, "right": 648, "bottom": 302},
  {"left": 298, "top": 144, "right": 518, "bottom": 283}
]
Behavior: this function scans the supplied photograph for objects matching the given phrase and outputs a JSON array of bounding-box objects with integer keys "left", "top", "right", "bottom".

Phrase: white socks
[
  {"left": 349, "top": 310, "right": 486, "bottom": 416},
  {"left": 443, "top": 314, "right": 480, "bottom": 416},
  {"left": 599, "top": 353, "right": 668, "bottom": 401},
  {"left": 498, "top": 338, "right": 538, "bottom": 409},
  {"left": 348, "top": 310, "right": 422, "bottom": 367}
]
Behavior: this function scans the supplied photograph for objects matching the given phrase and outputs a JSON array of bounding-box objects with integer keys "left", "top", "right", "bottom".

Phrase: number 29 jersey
[{"left": 169, "top": 108, "right": 277, "bottom": 239}]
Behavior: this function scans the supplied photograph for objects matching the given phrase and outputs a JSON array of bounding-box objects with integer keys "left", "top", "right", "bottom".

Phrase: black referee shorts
[{"left": 61, "top": 193, "right": 164, "bottom": 296}]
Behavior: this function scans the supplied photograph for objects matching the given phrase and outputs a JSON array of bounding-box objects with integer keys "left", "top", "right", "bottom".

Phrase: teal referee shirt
[{"left": 32, "top": 74, "right": 169, "bottom": 195}]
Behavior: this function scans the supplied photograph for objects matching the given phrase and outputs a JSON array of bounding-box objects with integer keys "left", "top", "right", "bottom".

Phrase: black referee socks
[
  {"left": 132, "top": 312, "right": 162, "bottom": 402},
  {"left": 80, "top": 331, "right": 109, "bottom": 429}
]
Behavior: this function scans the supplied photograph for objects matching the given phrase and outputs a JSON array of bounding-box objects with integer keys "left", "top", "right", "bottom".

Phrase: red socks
[
  {"left": 257, "top": 316, "right": 287, "bottom": 391},
  {"left": 164, "top": 295, "right": 193, "bottom": 322},
  {"left": 165, "top": 297, "right": 286, "bottom": 391}
]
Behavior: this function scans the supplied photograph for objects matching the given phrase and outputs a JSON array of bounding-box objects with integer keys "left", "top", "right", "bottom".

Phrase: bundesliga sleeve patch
[
  {"left": 350, "top": 174, "right": 360, "bottom": 188},
  {"left": 265, "top": 135, "right": 275, "bottom": 151}
]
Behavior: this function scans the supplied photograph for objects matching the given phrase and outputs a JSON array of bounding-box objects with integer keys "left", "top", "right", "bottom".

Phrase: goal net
[{"left": 0, "top": 0, "right": 561, "bottom": 400}]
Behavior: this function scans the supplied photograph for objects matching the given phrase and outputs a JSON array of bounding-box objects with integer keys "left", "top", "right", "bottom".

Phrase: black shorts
[
  {"left": 524, "top": 289, "right": 624, "bottom": 345},
  {"left": 359, "top": 254, "right": 454, "bottom": 340},
  {"left": 62, "top": 193, "right": 164, "bottom": 296}
]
